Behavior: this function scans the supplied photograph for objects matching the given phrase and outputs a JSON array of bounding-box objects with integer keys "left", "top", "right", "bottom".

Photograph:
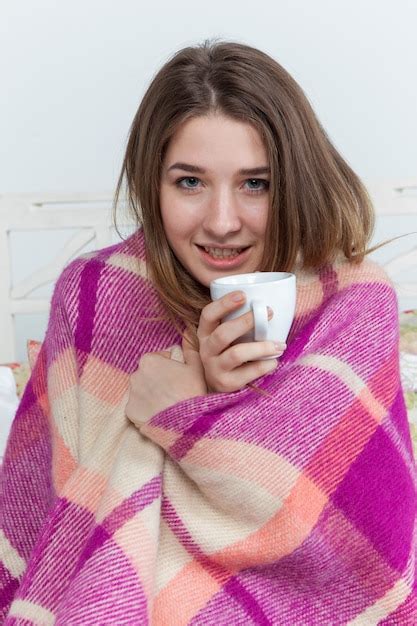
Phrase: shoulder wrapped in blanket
[{"left": 1, "top": 229, "right": 416, "bottom": 625}]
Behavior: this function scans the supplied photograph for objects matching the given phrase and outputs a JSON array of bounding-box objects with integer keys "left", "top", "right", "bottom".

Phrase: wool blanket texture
[{"left": 0, "top": 228, "right": 416, "bottom": 625}]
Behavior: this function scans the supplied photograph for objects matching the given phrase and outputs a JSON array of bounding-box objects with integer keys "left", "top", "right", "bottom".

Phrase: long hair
[{"left": 114, "top": 39, "right": 388, "bottom": 344}]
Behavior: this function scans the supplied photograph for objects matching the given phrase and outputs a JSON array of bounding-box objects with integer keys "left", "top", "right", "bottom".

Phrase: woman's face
[{"left": 159, "top": 114, "right": 270, "bottom": 288}]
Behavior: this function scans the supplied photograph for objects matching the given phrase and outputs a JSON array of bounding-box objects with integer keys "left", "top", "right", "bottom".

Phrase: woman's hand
[
  {"left": 197, "top": 291, "right": 286, "bottom": 394},
  {"left": 125, "top": 330, "right": 207, "bottom": 426}
]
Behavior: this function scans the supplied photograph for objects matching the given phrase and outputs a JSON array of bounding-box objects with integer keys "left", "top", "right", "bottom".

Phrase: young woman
[{"left": 1, "top": 40, "right": 415, "bottom": 625}]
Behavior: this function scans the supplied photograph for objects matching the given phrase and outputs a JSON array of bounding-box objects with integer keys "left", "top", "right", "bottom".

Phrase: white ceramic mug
[{"left": 210, "top": 272, "right": 296, "bottom": 357}]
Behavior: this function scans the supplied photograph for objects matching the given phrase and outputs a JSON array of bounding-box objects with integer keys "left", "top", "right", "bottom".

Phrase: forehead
[{"left": 163, "top": 114, "right": 268, "bottom": 168}]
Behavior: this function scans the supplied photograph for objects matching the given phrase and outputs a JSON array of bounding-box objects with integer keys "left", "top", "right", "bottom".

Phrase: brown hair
[{"left": 113, "top": 38, "right": 394, "bottom": 353}]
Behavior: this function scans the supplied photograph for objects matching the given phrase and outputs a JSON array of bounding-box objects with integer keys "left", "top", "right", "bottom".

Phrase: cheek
[
  {"left": 161, "top": 198, "right": 198, "bottom": 240},
  {"left": 248, "top": 211, "right": 268, "bottom": 239},
  {"left": 161, "top": 211, "right": 191, "bottom": 242},
  {"left": 160, "top": 193, "right": 182, "bottom": 240},
  {"left": 258, "top": 206, "right": 270, "bottom": 235}
]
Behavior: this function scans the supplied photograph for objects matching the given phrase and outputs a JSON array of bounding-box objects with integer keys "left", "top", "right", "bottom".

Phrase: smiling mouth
[{"left": 196, "top": 245, "right": 250, "bottom": 258}]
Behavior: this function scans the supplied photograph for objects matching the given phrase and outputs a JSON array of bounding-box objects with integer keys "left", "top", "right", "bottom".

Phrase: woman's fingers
[
  {"left": 212, "top": 357, "right": 279, "bottom": 393},
  {"left": 230, "top": 357, "right": 279, "bottom": 389},
  {"left": 197, "top": 291, "right": 287, "bottom": 393},
  {"left": 199, "top": 297, "right": 277, "bottom": 359},
  {"left": 219, "top": 340, "right": 286, "bottom": 370},
  {"left": 197, "top": 291, "right": 246, "bottom": 343},
  {"left": 207, "top": 308, "right": 275, "bottom": 356}
]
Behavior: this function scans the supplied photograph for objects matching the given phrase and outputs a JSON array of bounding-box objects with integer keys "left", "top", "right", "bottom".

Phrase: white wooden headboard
[
  {"left": 0, "top": 182, "right": 416, "bottom": 363},
  {"left": 0, "top": 192, "right": 132, "bottom": 362}
]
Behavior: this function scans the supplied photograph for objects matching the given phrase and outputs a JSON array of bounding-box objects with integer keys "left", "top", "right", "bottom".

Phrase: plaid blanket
[{"left": 1, "top": 229, "right": 415, "bottom": 625}]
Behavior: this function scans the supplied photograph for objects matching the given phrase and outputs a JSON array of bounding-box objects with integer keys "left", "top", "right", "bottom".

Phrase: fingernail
[
  {"left": 232, "top": 292, "right": 245, "bottom": 302},
  {"left": 274, "top": 342, "right": 286, "bottom": 351}
]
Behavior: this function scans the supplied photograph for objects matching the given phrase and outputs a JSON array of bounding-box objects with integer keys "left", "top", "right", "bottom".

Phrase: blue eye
[
  {"left": 174, "top": 176, "right": 269, "bottom": 194},
  {"left": 245, "top": 179, "right": 269, "bottom": 193},
  {"left": 176, "top": 177, "right": 201, "bottom": 191}
]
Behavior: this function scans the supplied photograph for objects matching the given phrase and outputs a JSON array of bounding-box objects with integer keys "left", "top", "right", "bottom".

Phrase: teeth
[{"left": 204, "top": 247, "right": 243, "bottom": 258}]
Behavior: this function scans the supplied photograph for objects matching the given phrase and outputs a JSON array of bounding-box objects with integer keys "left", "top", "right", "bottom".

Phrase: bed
[{"left": 0, "top": 183, "right": 416, "bottom": 459}]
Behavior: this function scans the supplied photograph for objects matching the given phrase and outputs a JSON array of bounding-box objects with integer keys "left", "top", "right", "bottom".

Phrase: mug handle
[{"left": 251, "top": 299, "right": 268, "bottom": 341}]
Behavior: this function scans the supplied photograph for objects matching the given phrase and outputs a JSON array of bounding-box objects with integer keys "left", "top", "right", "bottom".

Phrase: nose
[{"left": 202, "top": 187, "right": 242, "bottom": 238}]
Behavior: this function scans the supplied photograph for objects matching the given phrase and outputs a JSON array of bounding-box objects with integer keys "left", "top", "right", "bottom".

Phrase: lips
[
  {"left": 195, "top": 244, "right": 251, "bottom": 269},
  {"left": 198, "top": 244, "right": 249, "bottom": 250},
  {"left": 200, "top": 246, "right": 247, "bottom": 258}
]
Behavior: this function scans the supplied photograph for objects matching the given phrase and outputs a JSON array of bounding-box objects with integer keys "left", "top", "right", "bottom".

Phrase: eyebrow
[{"left": 167, "top": 162, "right": 271, "bottom": 176}]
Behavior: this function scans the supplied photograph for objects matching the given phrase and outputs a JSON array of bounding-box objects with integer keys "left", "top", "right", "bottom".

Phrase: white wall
[{"left": 1, "top": 0, "right": 416, "bottom": 194}]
